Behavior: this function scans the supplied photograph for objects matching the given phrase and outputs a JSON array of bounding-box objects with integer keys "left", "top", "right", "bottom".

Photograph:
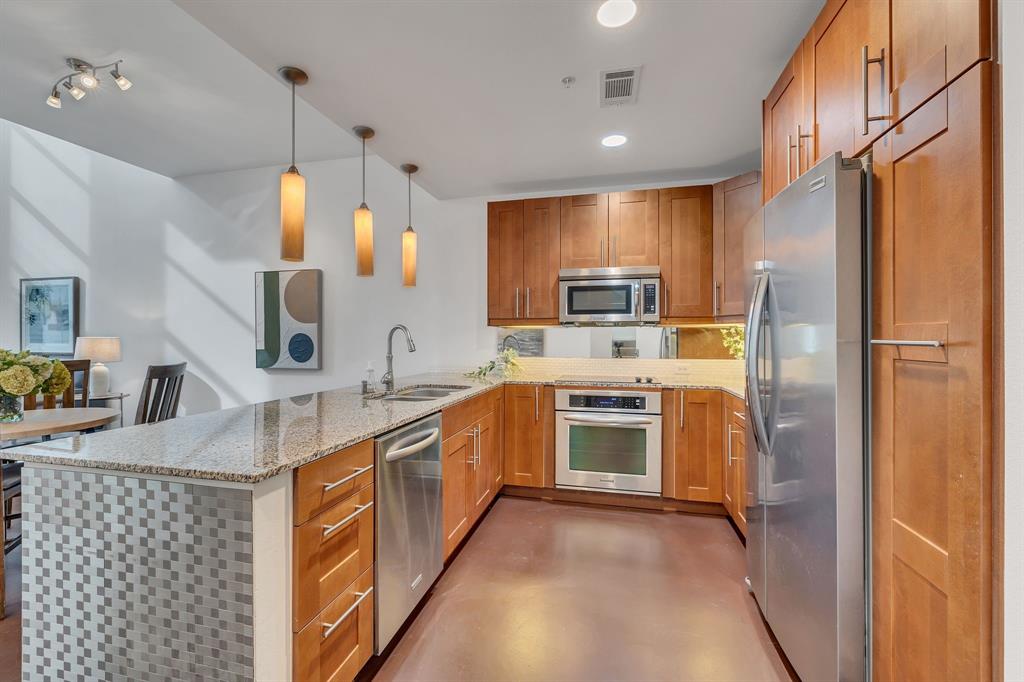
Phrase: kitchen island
[{"left": 6, "top": 368, "right": 745, "bottom": 681}]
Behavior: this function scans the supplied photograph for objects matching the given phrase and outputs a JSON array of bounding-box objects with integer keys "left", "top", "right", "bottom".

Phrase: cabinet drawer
[
  {"left": 294, "top": 484, "right": 374, "bottom": 632},
  {"left": 441, "top": 387, "right": 501, "bottom": 440},
  {"left": 294, "top": 439, "right": 374, "bottom": 525},
  {"left": 294, "top": 565, "right": 374, "bottom": 682}
]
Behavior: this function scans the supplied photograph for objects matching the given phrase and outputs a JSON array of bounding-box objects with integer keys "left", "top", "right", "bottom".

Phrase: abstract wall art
[
  {"left": 255, "top": 269, "right": 322, "bottom": 370},
  {"left": 20, "top": 277, "right": 80, "bottom": 356}
]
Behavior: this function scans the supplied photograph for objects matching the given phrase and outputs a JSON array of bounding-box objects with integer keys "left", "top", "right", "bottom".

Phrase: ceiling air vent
[{"left": 600, "top": 66, "right": 641, "bottom": 107}]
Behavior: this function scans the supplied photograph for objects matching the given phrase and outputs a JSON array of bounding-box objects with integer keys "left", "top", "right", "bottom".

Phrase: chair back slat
[
  {"left": 135, "top": 363, "right": 187, "bottom": 425},
  {"left": 21, "top": 359, "right": 90, "bottom": 410}
]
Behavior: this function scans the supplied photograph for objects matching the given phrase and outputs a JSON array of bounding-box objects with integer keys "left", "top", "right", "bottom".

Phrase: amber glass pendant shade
[
  {"left": 280, "top": 167, "right": 305, "bottom": 261},
  {"left": 354, "top": 203, "right": 374, "bottom": 276},
  {"left": 402, "top": 226, "right": 417, "bottom": 287}
]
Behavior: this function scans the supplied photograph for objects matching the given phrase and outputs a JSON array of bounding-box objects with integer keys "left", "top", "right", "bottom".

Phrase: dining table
[{"left": 0, "top": 407, "right": 120, "bottom": 443}]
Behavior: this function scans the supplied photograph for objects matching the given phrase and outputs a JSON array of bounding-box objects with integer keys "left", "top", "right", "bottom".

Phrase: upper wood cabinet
[
  {"left": 503, "top": 384, "right": 546, "bottom": 488},
  {"left": 659, "top": 186, "right": 714, "bottom": 320},
  {"left": 713, "top": 171, "right": 761, "bottom": 318},
  {"left": 810, "top": 0, "right": 889, "bottom": 162},
  {"left": 560, "top": 193, "right": 609, "bottom": 269},
  {"left": 487, "top": 199, "right": 559, "bottom": 324},
  {"left": 522, "top": 198, "right": 561, "bottom": 319},
  {"left": 763, "top": 39, "right": 810, "bottom": 203},
  {"left": 889, "top": 0, "right": 990, "bottom": 124},
  {"left": 487, "top": 200, "right": 524, "bottom": 321},
  {"left": 608, "top": 190, "right": 659, "bottom": 267}
]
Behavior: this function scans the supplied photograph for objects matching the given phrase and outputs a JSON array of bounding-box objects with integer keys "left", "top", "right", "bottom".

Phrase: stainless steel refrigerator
[{"left": 744, "top": 152, "right": 867, "bottom": 682}]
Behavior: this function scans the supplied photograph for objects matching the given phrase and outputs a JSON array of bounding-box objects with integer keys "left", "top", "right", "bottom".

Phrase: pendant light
[
  {"left": 353, "top": 126, "right": 375, "bottom": 276},
  {"left": 278, "top": 66, "right": 308, "bottom": 262},
  {"left": 400, "top": 163, "right": 419, "bottom": 287}
]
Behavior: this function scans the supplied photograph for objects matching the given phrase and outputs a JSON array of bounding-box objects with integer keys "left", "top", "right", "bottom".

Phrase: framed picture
[
  {"left": 255, "top": 269, "right": 322, "bottom": 370},
  {"left": 20, "top": 277, "right": 80, "bottom": 356}
]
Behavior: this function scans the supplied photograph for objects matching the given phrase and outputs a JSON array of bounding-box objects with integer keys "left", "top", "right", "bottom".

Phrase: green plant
[{"left": 720, "top": 326, "right": 745, "bottom": 360}]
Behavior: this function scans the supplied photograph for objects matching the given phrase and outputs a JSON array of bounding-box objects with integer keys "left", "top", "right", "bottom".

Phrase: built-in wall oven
[
  {"left": 559, "top": 266, "right": 660, "bottom": 324},
  {"left": 555, "top": 389, "right": 662, "bottom": 496}
]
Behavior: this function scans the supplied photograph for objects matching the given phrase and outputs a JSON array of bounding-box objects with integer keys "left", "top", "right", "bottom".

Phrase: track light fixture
[{"left": 44, "top": 57, "right": 132, "bottom": 109}]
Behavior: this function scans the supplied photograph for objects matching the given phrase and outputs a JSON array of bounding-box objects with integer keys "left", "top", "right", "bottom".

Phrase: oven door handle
[{"left": 563, "top": 414, "right": 655, "bottom": 426}]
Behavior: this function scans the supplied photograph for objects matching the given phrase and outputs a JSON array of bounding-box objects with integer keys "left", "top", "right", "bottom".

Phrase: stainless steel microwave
[{"left": 558, "top": 266, "right": 661, "bottom": 325}]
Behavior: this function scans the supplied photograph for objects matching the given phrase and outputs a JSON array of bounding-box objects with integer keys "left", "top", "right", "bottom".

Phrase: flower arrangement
[
  {"left": 0, "top": 349, "right": 72, "bottom": 422},
  {"left": 465, "top": 348, "right": 523, "bottom": 380},
  {"left": 720, "top": 326, "right": 745, "bottom": 360}
]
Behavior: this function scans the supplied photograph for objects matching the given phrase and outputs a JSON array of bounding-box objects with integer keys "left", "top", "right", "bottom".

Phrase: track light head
[
  {"left": 111, "top": 64, "right": 131, "bottom": 91},
  {"left": 79, "top": 71, "right": 98, "bottom": 89},
  {"left": 46, "top": 88, "right": 61, "bottom": 109},
  {"left": 63, "top": 79, "right": 85, "bottom": 100}
]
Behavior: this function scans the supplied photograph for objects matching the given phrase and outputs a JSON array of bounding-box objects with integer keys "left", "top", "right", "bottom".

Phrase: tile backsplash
[{"left": 512, "top": 356, "right": 744, "bottom": 389}]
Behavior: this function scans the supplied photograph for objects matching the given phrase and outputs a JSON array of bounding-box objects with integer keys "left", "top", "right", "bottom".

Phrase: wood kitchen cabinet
[
  {"left": 442, "top": 389, "right": 502, "bottom": 559},
  {"left": 487, "top": 199, "right": 560, "bottom": 324},
  {"left": 889, "top": 0, "right": 990, "bottom": 124},
  {"left": 810, "top": 0, "right": 889, "bottom": 162},
  {"left": 659, "top": 186, "right": 714, "bottom": 321},
  {"left": 667, "top": 389, "right": 724, "bottom": 503},
  {"left": 560, "top": 193, "right": 609, "bottom": 269},
  {"left": 763, "top": 39, "right": 810, "bottom": 203},
  {"left": 608, "top": 190, "right": 659, "bottom": 267},
  {"left": 503, "top": 383, "right": 546, "bottom": 488},
  {"left": 871, "top": 63, "right": 991, "bottom": 682},
  {"left": 723, "top": 394, "right": 747, "bottom": 536},
  {"left": 712, "top": 171, "right": 760, "bottom": 318}
]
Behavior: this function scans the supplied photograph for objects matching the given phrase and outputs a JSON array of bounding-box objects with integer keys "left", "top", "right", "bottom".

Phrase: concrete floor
[
  {"left": 1, "top": 519, "right": 22, "bottom": 682},
  {"left": 375, "top": 497, "right": 790, "bottom": 682}
]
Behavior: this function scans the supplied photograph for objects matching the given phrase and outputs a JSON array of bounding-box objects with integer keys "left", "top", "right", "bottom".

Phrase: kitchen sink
[{"left": 374, "top": 385, "right": 471, "bottom": 402}]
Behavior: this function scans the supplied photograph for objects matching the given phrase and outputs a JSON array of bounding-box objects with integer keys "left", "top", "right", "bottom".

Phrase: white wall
[
  {"left": 0, "top": 118, "right": 497, "bottom": 418},
  {"left": 1000, "top": 0, "right": 1023, "bottom": 677}
]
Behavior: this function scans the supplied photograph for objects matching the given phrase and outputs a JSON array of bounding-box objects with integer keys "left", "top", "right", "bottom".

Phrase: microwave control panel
[{"left": 643, "top": 283, "right": 658, "bottom": 315}]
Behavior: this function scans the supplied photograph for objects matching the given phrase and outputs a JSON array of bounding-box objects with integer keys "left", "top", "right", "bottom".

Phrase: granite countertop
[{"left": 2, "top": 371, "right": 745, "bottom": 483}]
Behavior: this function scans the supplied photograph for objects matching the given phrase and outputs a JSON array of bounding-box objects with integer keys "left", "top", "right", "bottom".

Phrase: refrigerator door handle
[{"left": 745, "top": 273, "right": 772, "bottom": 454}]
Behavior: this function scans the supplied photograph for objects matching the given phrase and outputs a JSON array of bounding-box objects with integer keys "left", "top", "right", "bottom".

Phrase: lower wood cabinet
[
  {"left": 723, "top": 394, "right": 747, "bottom": 536},
  {"left": 293, "top": 565, "right": 375, "bottom": 682},
  {"left": 503, "top": 384, "right": 546, "bottom": 488},
  {"left": 673, "top": 389, "right": 724, "bottom": 503},
  {"left": 442, "top": 388, "right": 503, "bottom": 559}
]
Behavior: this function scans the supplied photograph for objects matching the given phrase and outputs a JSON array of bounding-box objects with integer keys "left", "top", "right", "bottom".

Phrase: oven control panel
[{"left": 568, "top": 394, "right": 646, "bottom": 411}]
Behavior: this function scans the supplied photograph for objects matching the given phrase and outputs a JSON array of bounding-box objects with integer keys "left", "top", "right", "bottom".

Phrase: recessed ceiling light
[
  {"left": 601, "top": 134, "right": 628, "bottom": 148},
  {"left": 597, "top": 0, "right": 637, "bottom": 28}
]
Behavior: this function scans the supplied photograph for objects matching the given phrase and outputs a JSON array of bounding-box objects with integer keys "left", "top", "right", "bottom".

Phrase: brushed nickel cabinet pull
[
  {"left": 322, "top": 501, "right": 373, "bottom": 538},
  {"left": 796, "top": 124, "right": 813, "bottom": 175},
  {"left": 679, "top": 391, "right": 685, "bottom": 431},
  {"left": 727, "top": 426, "right": 734, "bottom": 465},
  {"left": 514, "top": 287, "right": 520, "bottom": 319},
  {"left": 526, "top": 288, "right": 531, "bottom": 318},
  {"left": 534, "top": 385, "right": 540, "bottom": 422},
  {"left": 787, "top": 134, "right": 795, "bottom": 183},
  {"left": 323, "top": 464, "right": 374, "bottom": 492},
  {"left": 870, "top": 339, "right": 944, "bottom": 348},
  {"left": 322, "top": 587, "right": 373, "bottom": 640},
  {"left": 713, "top": 281, "right": 720, "bottom": 316},
  {"left": 861, "top": 45, "right": 886, "bottom": 135}
]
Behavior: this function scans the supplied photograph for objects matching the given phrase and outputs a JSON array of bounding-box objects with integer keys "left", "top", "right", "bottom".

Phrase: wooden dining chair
[
  {"left": 135, "top": 362, "right": 187, "bottom": 425},
  {"left": 22, "top": 358, "right": 91, "bottom": 410}
]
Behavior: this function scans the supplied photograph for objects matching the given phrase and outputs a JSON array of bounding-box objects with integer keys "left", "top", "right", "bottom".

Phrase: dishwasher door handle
[
  {"left": 384, "top": 428, "right": 440, "bottom": 462},
  {"left": 563, "top": 415, "right": 654, "bottom": 426}
]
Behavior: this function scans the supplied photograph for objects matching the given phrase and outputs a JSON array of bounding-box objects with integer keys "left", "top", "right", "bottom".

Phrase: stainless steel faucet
[{"left": 381, "top": 324, "right": 416, "bottom": 393}]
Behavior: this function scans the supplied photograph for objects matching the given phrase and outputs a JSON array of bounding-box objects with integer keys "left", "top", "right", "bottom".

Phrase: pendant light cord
[
  {"left": 407, "top": 170, "right": 412, "bottom": 227},
  {"left": 290, "top": 80, "right": 296, "bottom": 168},
  {"left": 362, "top": 137, "right": 366, "bottom": 204}
]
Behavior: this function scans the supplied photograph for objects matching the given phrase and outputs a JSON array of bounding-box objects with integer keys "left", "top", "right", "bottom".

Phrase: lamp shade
[
  {"left": 354, "top": 204, "right": 374, "bottom": 276},
  {"left": 280, "top": 167, "right": 305, "bottom": 261},
  {"left": 402, "top": 227, "right": 417, "bottom": 287},
  {"left": 74, "top": 336, "right": 122, "bottom": 363}
]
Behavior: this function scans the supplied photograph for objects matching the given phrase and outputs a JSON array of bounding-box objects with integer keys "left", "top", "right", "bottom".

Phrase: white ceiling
[
  {"left": 176, "top": 0, "right": 823, "bottom": 198},
  {"left": 0, "top": 0, "right": 362, "bottom": 178}
]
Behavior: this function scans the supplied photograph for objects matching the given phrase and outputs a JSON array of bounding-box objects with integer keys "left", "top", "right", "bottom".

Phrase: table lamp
[{"left": 74, "top": 336, "right": 122, "bottom": 397}]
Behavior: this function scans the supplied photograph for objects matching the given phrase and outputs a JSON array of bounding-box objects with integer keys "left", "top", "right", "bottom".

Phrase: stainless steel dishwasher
[{"left": 374, "top": 413, "right": 443, "bottom": 653}]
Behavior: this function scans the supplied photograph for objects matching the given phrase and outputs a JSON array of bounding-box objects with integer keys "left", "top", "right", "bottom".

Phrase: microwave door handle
[
  {"left": 634, "top": 284, "right": 640, "bottom": 319},
  {"left": 745, "top": 273, "right": 772, "bottom": 454}
]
